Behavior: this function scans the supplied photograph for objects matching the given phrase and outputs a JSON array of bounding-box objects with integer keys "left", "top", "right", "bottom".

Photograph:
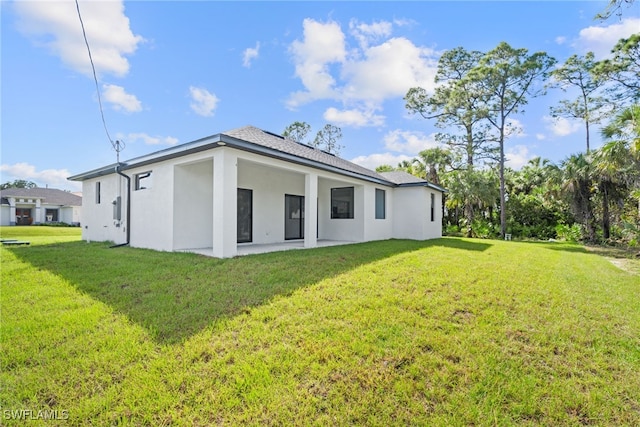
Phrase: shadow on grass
[
  {"left": 525, "top": 240, "right": 640, "bottom": 259},
  {"left": 536, "top": 243, "right": 589, "bottom": 254},
  {"left": 7, "top": 237, "right": 490, "bottom": 345}
]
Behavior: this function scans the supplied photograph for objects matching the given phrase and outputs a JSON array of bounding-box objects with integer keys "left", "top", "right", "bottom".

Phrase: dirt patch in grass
[
  {"left": 585, "top": 245, "right": 640, "bottom": 275},
  {"left": 606, "top": 258, "right": 640, "bottom": 275}
]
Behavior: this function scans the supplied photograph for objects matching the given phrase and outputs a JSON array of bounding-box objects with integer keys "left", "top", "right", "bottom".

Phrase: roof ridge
[{"left": 222, "top": 126, "right": 391, "bottom": 182}]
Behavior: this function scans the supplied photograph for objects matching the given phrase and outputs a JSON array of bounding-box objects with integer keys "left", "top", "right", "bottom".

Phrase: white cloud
[
  {"left": 505, "top": 145, "right": 534, "bottom": 170},
  {"left": 14, "top": 0, "right": 144, "bottom": 78},
  {"left": 574, "top": 17, "right": 640, "bottom": 59},
  {"left": 323, "top": 107, "right": 385, "bottom": 128},
  {"left": 383, "top": 129, "right": 439, "bottom": 155},
  {"left": 543, "top": 115, "right": 582, "bottom": 137},
  {"left": 350, "top": 128, "right": 441, "bottom": 171},
  {"left": 287, "top": 19, "right": 346, "bottom": 108},
  {"left": 393, "top": 18, "right": 416, "bottom": 29},
  {"left": 286, "top": 18, "right": 439, "bottom": 116},
  {"left": 189, "top": 86, "right": 219, "bottom": 117},
  {"left": 350, "top": 153, "right": 413, "bottom": 170},
  {"left": 125, "top": 133, "right": 178, "bottom": 146},
  {"left": 555, "top": 36, "right": 567, "bottom": 45},
  {"left": 102, "top": 84, "right": 142, "bottom": 113},
  {"left": 536, "top": 133, "right": 546, "bottom": 140},
  {"left": 506, "top": 118, "right": 526, "bottom": 138},
  {"left": 342, "top": 37, "right": 438, "bottom": 102},
  {"left": 0, "top": 162, "right": 80, "bottom": 191},
  {"left": 349, "top": 19, "right": 393, "bottom": 49},
  {"left": 243, "top": 42, "right": 260, "bottom": 68}
]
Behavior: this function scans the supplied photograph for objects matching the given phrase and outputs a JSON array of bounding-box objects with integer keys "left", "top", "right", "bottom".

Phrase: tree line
[
  {"left": 377, "top": 33, "right": 639, "bottom": 246},
  {"left": 0, "top": 180, "right": 38, "bottom": 190}
]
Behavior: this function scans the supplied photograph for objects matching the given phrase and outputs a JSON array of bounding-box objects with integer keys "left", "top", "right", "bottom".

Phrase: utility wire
[{"left": 75, "top": 0, "right": 123, "bottom": 157}]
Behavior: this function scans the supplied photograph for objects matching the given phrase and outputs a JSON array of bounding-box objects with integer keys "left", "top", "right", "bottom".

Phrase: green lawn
[{"left": 1, "top": 227, "right": 639, "bottom": 425}]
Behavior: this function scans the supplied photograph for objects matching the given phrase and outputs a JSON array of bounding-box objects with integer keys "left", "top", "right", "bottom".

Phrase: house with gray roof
[
  {"left": 0, "top": 187, "right": 82, "bottom": 226},
  {"left": 69, "top": 125, "right": 445, "bottom": 257}
]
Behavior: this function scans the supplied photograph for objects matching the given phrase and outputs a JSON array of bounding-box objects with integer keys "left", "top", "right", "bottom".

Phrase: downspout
[{"left": 111, "top": 163, "right": 131, "bottom": 248}]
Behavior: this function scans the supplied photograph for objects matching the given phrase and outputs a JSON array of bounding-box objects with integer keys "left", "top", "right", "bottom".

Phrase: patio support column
[
  {"left": 213, "top": 149, "right": 238, "bottom": 258},
  {"left": 34, "top": 199, "right": 42, "bottom": 224},
  {"left": 304, "top": 172, "right": 318, "bottom": 248},
  {"left": 8, "top": 198, "right": 16, "bottom": 226}
]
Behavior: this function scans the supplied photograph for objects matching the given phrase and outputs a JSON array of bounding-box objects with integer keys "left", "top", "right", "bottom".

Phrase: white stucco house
[
  {"left": 68, "top": 126, "right": 446, "bottom": 258},
  {"left": 0, "top": 187, "right": 82, "bottom": 226}
]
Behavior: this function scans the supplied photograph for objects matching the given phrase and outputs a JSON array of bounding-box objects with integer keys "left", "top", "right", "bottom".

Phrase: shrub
[
  {"left": 555, "top": 223, "right": 582, "bottom": 242},
  {"left": 35, "top": 222, "right": 78, "bottom": 228},
  {"left": 471, "top": 219, "right": 497, "bottom": 239},
  {"left": 444, "top": 224, "right": 463, "bottom": 236}
]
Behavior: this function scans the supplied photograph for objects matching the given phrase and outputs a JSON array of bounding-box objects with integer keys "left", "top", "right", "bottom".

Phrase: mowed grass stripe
[{"left": 1, "top": 229, "right": 638, "bottom": 425}]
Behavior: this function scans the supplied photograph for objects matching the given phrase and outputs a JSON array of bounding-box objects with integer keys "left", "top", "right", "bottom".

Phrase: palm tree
[
  {"left": 600, "top": 105, "right": 640, "bottom": 162},
  {"left": 414, "top": 148, "right": 454, "bottom": 185},
  {"left": 592, "top": 152, "right": 620, "bottom": 240},
  {"left": 561, "top": 153, "right": 596, "bottom": 242},
  {"left": 597, "top": 105, "right": 640, "bottom": 227},
  {"left": 397, "top": 160, "right": 420, "bottom": 177},
  {"left": 510, "top": 157, "right": 555, "bottom": 195}
]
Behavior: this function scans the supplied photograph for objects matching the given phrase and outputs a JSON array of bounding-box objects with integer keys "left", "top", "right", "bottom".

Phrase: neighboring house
[
  {"left": 68, "top": 126, "right": 446, "bottom": 258},
  {"left": 0, "top": 187, "right": 82, "bottom": 226}
]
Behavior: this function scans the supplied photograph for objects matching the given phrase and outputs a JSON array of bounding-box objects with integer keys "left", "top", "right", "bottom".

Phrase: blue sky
[{"left": 2, "top": 1, "right": 639, "bottom": 191}]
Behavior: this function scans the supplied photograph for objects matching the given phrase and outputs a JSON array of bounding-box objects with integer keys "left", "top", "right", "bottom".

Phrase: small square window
[{"left": 135, "top": 171, "right": 152, "bottom": 190}]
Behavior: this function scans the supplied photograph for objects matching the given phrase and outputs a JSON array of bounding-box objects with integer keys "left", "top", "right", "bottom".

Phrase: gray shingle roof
[
  {"left": 378, "top": 170, "right": 447, "bottom": 192},
  {"left": 0, "top": 188, "right": 82, "bottom": 206},
  {"left": 379, "top": 170, "right": 429, "bottom": 184},
  {"left": 69, "top": 125, "right": 446, "bottom": 192},
  {"left": 222, "top": 126, "right": 390, "bottom": 183}
]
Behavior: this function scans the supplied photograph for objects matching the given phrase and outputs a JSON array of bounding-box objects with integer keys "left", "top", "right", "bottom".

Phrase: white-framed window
[
  {"left": 375, "top": 188, "right": 385, "bottom": 219},
  {"left": 331, "top": 187, "right": 354, "bottom": 219},
  {"left": 45, "top": 208, "right": 59, "bottom": 222},
  {"left": 135, "top": 171, "right": 153, "bottom": 190},
  {"left": 430, "top": 193, "right": 435, "bottom": 222}
]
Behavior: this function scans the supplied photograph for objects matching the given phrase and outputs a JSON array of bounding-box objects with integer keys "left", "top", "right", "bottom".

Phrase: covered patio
[
  {"left": 183, "top": 239, "right": 355, "bottom": 257},
  {"left": 171, "top": 148, "right": 366, "bottom": 258}
]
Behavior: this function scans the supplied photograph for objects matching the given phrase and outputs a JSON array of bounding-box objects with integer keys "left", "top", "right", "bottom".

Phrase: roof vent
[
  {"left": 296, "top": 141, "right": 316, "bottom": 149},
  {"left": 261, "top": 129, "right": 285, "bottom": 139}
]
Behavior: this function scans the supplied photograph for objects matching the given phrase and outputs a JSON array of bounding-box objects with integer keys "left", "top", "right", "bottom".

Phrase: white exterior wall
[
  {"left": 236, "top": 153, "right": 378, "bottom": 245},
  {"left": 392, "top": 187, "right": 442, "bottom": 240},
  {"left": 82, "top": 174, "right": 128, "bottom": 244},
  {"left": 72, "top": 205, "right": 82, "bottom": 225},
  {"left": 425, "top": 190, "right": 443, "bottom": 240},
  {"left": 319, "top": 178, "right": 365, "bottom": 242},
  {"left": 76, "top": 145, "right": 443, "bottom": 256},
  {"left": 58, "top": 207, "right": 72, "bottom": 224},
  {"left": 363, "top": 185, "right": 393, "bottom": 241},
  {"left": 238, "top": 159, "right": 305, "bottom": 244},
  {"left": 0, "top": 205, "right": 10, "bottom": 226},
  {"left": 129, "top": 160, "right": 175, "bottom": 252},
  {"left": 174, "top": 159, "right": 214, "bottom": 250}
]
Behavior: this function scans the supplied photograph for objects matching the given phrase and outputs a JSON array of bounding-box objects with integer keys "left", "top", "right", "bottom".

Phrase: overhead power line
[{"left": 74, "top": 0, "right": 124, "bottom": 159}]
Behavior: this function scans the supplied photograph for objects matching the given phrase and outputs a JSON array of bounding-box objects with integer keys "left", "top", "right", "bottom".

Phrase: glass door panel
[
  {"left": 285, "top": 195, "right": 304, "bottom": 240},
  {"left": 237, "top": 188, "right": 252, "bottom": 243}
]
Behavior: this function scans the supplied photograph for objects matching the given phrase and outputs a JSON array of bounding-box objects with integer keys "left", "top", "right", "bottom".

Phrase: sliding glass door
[{"left": 284, "top": 194, "right": 304, "bottom": 240}]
